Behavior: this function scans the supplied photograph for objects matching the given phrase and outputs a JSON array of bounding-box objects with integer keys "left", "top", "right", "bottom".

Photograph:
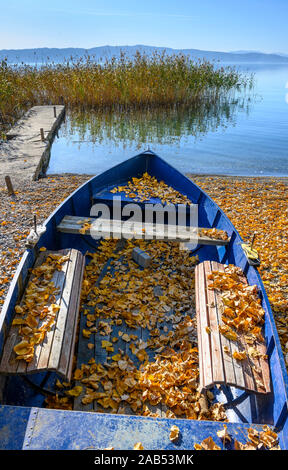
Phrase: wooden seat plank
[
  {"left": 58, "top": 250, "right": 85, "bottom": 379},
  {"left": 0, "top": 248, "right": 84, "bottom": 382},
  {"left": 204, "top": 261, "right": 231, "bottom": 386},
  {"left": 48, "top": 250, "right": 79, "bottom": 373},
  {"left": 26, "top": 253, "right": 69, "bottom": 374},
  {"left": 195, "top": 267, "right": 205, "bottom": 390},
  {"left": 220, "top": 262, "right": 258, "bottom": 392},
  {"left": 210, "top": 262, "right": 247, "bottom": 390},
  {"left": 57, "top": 215, "right": 229, "bottom": 246},
  {"left": 195, "top": 261, "right": 270, "bottom": 394},
  {"left": 195, "top": 263, "right": 213, "bottom": 389},
  {"left": 230, "top": 266, "right": 271, "bottom": 394},
  {"left": 0, "top": 331, "right": 19, "bottom": 374}
]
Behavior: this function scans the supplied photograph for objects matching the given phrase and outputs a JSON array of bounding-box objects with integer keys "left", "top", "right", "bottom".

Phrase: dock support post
[
  {"left": 40, "top": 128, "right": 45, "bottom": 142},
  {"left": 4, "top": 175, "right": 15, "bottom": 196}
]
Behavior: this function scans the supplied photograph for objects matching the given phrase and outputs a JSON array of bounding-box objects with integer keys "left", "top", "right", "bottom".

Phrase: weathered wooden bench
[
  {"left": 0, "top": 248, "right": 85, "bottom": 382},
  {"left": 57, "top": 215, "right": 230, "bottom": 245},
  {"left": 195, "top": 260, "right": 270, "bottom": 394}
]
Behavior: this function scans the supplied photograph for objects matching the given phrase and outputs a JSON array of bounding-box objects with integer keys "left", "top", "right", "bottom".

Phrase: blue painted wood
[
  {"left": 276, "top": 402, "right": 288, "bottom": 450},
  {"left": 203, "top": 197, "right": 219, "bottom": 227},
  {"left": 0, "top": 150, "right": 287, "bottom": 449},
  {"left": 216, "top": 245, "right": 227, "bottom": 264},
  {"left": 0, "top": 405, "right": 32, "bottom": 450},
  {"left": 21, "top": 407, "right": 271, "bottom": 450}
]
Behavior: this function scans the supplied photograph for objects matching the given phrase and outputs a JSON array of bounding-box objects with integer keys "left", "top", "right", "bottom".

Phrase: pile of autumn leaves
[
  {"left": 195, "top": 424, "right": 279, "bottom": 450},
  {"left": 48, "top": 238, "right": 226, "bottom": 422},
  {"left": 111, "top": 172, "right": 191, "bottom": 205}
]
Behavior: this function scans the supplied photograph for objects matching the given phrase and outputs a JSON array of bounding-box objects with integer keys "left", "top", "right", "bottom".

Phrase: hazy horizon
[{"left": 0, "top": 44, "right": 287, "bottom": 56}]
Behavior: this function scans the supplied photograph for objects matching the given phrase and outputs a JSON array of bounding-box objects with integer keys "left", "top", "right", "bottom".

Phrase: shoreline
[
  {"left": 47, "top": 172, "right": 288, "bottom": 181},
  {"left": 188, "top": 173, "right": 288, "bottom": 181},
  {"left": 0, "top": 172, "right": 287, "bottom": 370}
]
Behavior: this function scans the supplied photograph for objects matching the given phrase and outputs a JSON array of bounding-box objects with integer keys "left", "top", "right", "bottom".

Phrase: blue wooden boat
[{"left": 0, "top": 151, "right": 287, "bottom": 450}]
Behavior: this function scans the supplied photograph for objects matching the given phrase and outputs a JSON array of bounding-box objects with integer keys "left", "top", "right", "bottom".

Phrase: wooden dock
[{"left": 0, "top": 105, "right": 65, "bottom": 182}]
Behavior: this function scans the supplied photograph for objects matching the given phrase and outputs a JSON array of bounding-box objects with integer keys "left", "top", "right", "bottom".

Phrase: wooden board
[
  {"left": 195, "top": 261, "right": 271, "bottom": 394},
  {"left": 0, "top": 249, "right": 85, "bottom": 382},
  {"left": 57, "top": 215, "right": 229, "bottom": 246}
]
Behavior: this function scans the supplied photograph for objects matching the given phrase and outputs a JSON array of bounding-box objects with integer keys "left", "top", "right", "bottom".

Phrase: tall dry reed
[{"left": 0, "top": 51, "right": 251, "bottom": 134}]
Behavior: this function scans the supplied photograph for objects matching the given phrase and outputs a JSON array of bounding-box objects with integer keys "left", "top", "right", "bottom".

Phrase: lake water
[{"left": 48, "top": 64, "right": 288, "bottom": 177}]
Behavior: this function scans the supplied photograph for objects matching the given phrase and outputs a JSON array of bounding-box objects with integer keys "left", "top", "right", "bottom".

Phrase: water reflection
[
  {"left": 48, "top": 64, "right": 288, "bottom": 176},
  {"left": 60, "top": 93, "right": 253, "bottom": 150}
]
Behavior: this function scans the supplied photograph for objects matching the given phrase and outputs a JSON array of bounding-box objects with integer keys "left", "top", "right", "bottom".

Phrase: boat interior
[{"left": 0, "top": 152, "right": 287, "bottom": 450}]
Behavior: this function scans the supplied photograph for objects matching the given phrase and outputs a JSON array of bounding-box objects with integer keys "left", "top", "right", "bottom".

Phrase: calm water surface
[{"left": 48, "top": 64, "right": 288, "bottom": 176}]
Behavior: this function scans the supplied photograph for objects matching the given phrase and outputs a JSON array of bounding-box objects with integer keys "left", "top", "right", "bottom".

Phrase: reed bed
[{"left": 0, "top": 51, "right": 250, "bottom": 134}]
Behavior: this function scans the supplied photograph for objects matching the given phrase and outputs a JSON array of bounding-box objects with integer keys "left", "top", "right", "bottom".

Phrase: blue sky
[{"left": 1, "top": 0, "right": 287, "bottom": 53}]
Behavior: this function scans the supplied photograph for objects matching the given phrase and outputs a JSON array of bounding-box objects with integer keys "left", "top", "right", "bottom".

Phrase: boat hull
[{"left": 0, "top": 151, "right": 287, "bottom": 449}]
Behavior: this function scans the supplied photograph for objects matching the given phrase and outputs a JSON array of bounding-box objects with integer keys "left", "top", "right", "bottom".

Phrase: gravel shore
[{"left": 1, "top": 173, "right": 287, "bottom": 368}]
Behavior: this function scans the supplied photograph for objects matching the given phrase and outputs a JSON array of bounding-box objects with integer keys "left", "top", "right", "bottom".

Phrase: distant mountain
[
  {"left": 231, "top": 50, "right": 262, "bottom": 54},
  {"left": 1, "top": 45, "right": 288, "bottom": 64}
]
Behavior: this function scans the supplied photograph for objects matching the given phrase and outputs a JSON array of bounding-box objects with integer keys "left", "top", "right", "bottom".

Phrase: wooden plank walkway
[{"left": 0, "top": 105, "right": 65, "bottom": 181}]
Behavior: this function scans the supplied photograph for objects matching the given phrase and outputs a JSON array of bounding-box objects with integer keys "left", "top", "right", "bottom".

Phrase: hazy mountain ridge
[{"left": 1, "top": 44, "right": 288, "bottom": 64}]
